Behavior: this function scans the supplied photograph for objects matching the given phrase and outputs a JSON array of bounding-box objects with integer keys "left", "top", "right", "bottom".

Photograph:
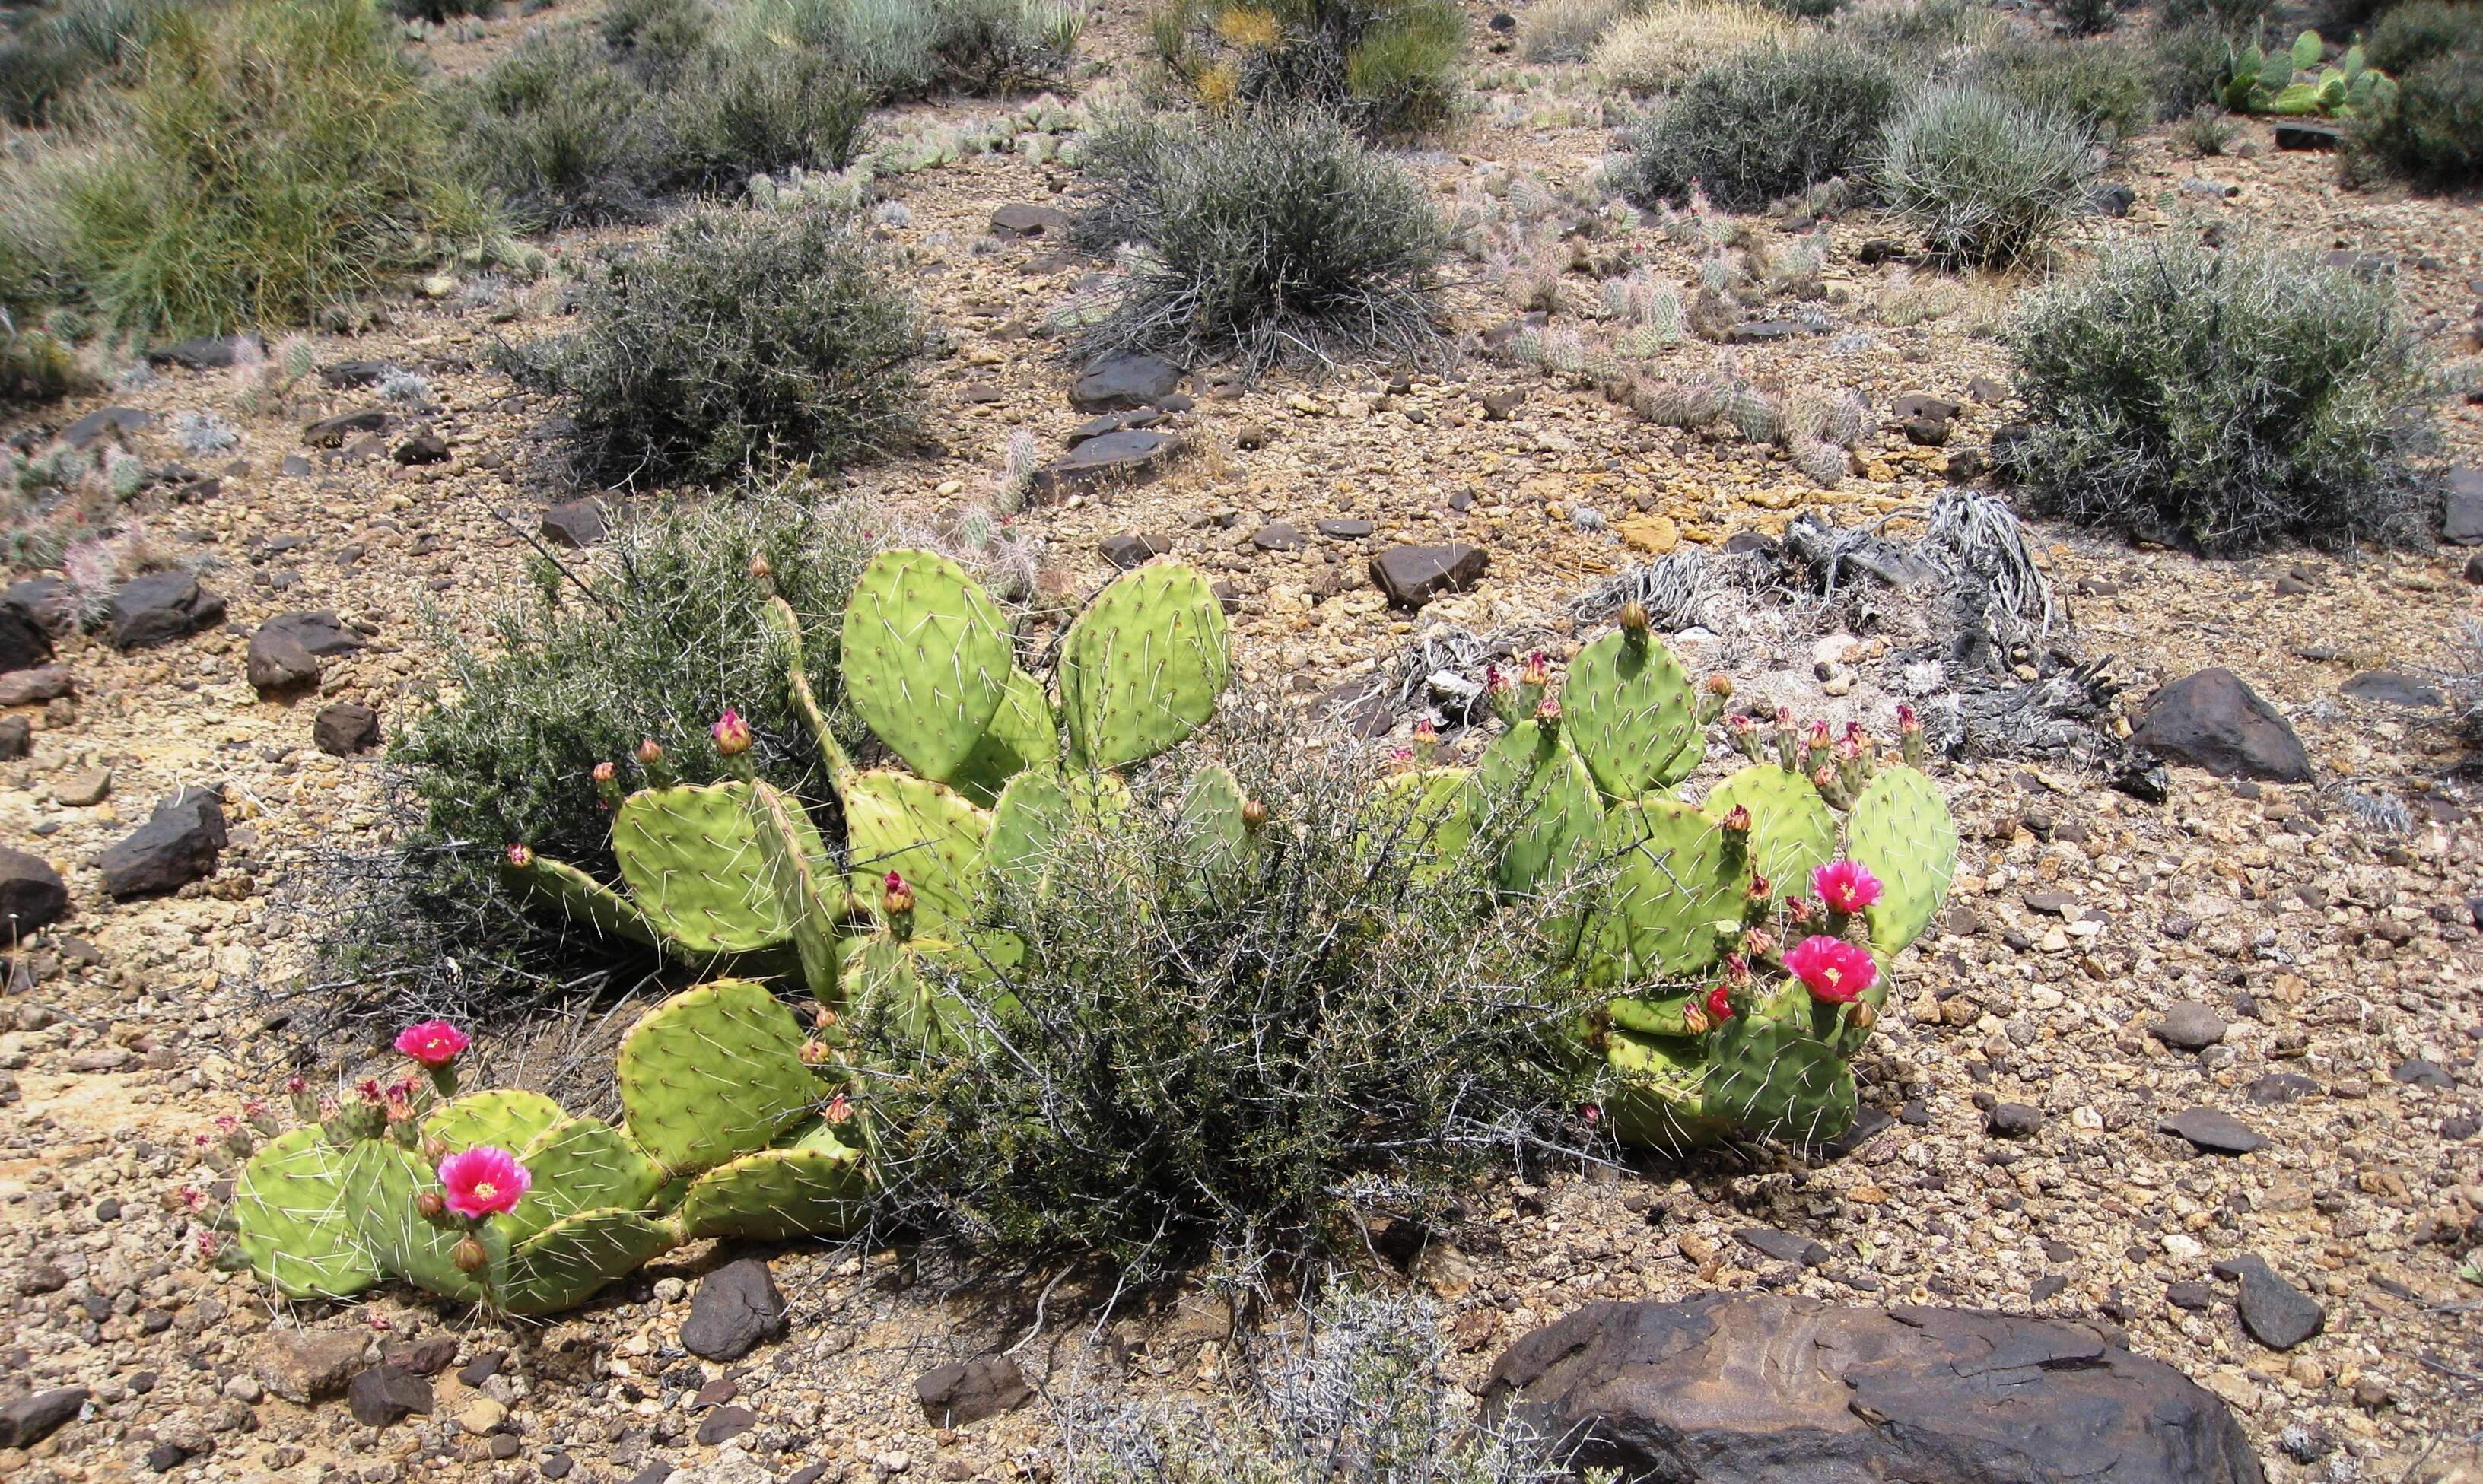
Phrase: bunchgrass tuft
[
  {"left": 1618, "top": 37, "right": 1900, "bottom": 210},
  {"left": 1875, "top": 84, "right": 2100, "bottom": 267},
  {"left": 1149, "top": 0, "right": 1464, "bottom": 136},
  {"left": 2007, "top": 236, "right": 2440, "bottom": 555}
]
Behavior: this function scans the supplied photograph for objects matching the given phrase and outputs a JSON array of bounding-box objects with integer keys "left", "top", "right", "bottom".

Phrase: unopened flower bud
[
  {"left": 505, "top": 842, "right": 535, "bottom": 870},
  {"left": 749, "top": 552, "right": 774, "bottom": 583},
  {"left": 1702, "top": 673, "right": 1731, "bottom": 698},
  {"left": 1520, "top": 651, "right": 1550, "bottom": 688},
  {"left": 637, "top": 737, "right": 664, "bottom": 766},
  {"left": 711, "top": 709, "right": 752, "bottom": 757},
  {"left": 422, "top": 1136, "right": 449, "bottom": 1162},
  {"left": 415, "top": 1191, "right": 447, "bottom": 1221},
  {"left": 1680, "top": 1004, "right": 1709, "bottom": 1036},
  {"left": 1536, "top": 695, "right": 1561, "bottom": 725},
  {"left": 801, "top": 1038, "right": 830, "bottom": 1067},
  {"left": 453, "top": 1237, "right": 488, "bottom": 1274},
  {"left": 882, "top": 870, "right": 914, "bottom": 917},
  {"left": 1719, "top": 805, "right": 1751, "bottom": 835},
  {"left": 824, "top": 1093, "right": 855, "bottom": 1125},
  {"left": 1242, "top": 797, "right": 1269, "bottom": 828},
  {"left": 1617, "top": 601, "right": 1650, "bottom": 637},
  {"left": 593, "top": 761, "right": 616, "bottom": 784}
]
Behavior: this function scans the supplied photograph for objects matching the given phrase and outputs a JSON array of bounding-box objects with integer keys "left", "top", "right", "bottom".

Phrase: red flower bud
[{"left": 505, "top": 842, "right": 535, "bottom": 870}]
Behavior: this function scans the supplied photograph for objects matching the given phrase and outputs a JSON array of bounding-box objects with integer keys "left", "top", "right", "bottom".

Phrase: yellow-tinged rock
[{"left": 1617, "top": 514, "right": 1678, "bottom": 554}]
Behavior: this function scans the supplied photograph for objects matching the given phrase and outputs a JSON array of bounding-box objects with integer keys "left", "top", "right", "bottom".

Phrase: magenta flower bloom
[
  {"left": 437, "top": 1147, "right": 530, "bottom": 1220},
  {"left": 712, "top": 709, "right": 752, "bottom": 756},
  {"left": 394, "top": 1019, "right": 469, "bottom": 1068},
  {"left": 1784, "top": 936, "right": 1878, "bottom": 1005},
  {"left": 1811, "top": 860, "right": 1884, "bottom": 914}
]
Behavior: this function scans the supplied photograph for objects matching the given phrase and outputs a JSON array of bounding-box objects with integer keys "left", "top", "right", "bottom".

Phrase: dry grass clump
[{"left": 1590, "top": 0, "right": 1795, "bottom": 91}]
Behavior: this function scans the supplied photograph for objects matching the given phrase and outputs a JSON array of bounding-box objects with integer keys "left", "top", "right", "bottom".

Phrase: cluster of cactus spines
[{"left": 228, "top": 981, "right": 863, "bottom": 1314}]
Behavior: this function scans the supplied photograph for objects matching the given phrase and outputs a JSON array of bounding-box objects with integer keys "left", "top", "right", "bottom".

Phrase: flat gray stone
[
  {"left": 2157, "top": 1106, "right": 2266, "bottom": 1155},
  {"left": 1028, "top": 430, "right": 1182, "bottom": 499}
]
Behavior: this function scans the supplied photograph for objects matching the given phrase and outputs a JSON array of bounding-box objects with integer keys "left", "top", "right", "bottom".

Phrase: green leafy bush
[
  {"left": 1841, "top": 0, "right": 2006, "bottom": 54},
  {"left": 2008, "top": 237, "right": 2440, "bottom": 554},
  {"left": 12, "top": 0, "right": 489, "bottom": 336},
  {"left": 866, "top": 721, "right": 1596, "bottom": 1279},
  {"left": 453, "top": 28, "right": 659, "bottom": 228},
  {"left": 323, "top": 491, "right": 879, "bottom": 1012},
  {"left": 1149, "top": 0, "right": 1464, "bottom": 135},
  {"left": 2348, "top": 49, "right": 2483, "bottom": 188},
  {"left": 1619, "top": 37, "right": 1901, "bottom": 209},
  {"left": 2364, "top": 0, "right": 2483, "bottom": 73},
  {"left": 1876, "top": 85, "right": 2100, "bottom": 266},
  {"left": 1074, "top": 109, "right": 1448, "bottom": 377},
  {"left": 1961, "top": 36, "right": 2153, "bottom": 142},
  {"left": 523, "top": 201, "right": 933, "bottom": 488}
]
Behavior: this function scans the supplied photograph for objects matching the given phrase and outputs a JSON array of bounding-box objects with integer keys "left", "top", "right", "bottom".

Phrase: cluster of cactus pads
[
  {"left": 228, "top": 981, "right": 860, "bottom": 1312},
  {"left": 1365, "top": 602, "right": 1959, "bottom": 1149},
  {"left": 231, "top": 549, "right": 1957, "bottom": 1311}
]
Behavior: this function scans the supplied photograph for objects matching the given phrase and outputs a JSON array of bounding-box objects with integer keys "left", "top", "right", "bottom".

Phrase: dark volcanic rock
[
  {"left": 247, "top": 611, "right": 362, "bottom": 692},
  {"left": 0, "top": 716, "right": 28, "bottom": 761},
  {"left": 108, "top": 572, "right": 227, "bottom": 652},
  {"left": 0, "top": 666, "right": 73, "bottom": 707},
  {"left": 62, "top": 406, "right": 155, "bottom": 450},
  {"left": 314, "top": 702, "right": 381, "bottom": 756},
  {"left": 1097, "top": 532, "right": 1171, "bottom": 570},
  {"left": 990, "top": 202, "right": 1073, "bottom": 239},
  {"left": 303, "top": 410, "right": 390, "bottom": 448},
  {"left": 0, "top": 1386, "right": 88, "bottom": 1449},
  {"left": 2131, "top": 669, "right": 2311, "bottom": 783},
  {"left": 2443, "top": 466, "right": 2483, "bottom": 544},
  {"left": 5, "top": 577, "right": 73, "bottom": 635},
  {"left": 0, "top": 845, "right": 68, "bottom": 939},
  {"left": 2215, "top": 1255, "right": 2324, "bottom": 1352},
  {"left": 347, "top": 1365, "right": 433, "bottom": 1428},
  {"left": 680, "top": 1259, "right": 785, "bottom": 1362},
  {"left": 2339, "top": 670, "right": 2446, "bottom": 709},
  {"left": 541, "top": 497, "right": 609, "bottom": 550},
  {"left": 1370, "top": 544, "right": 1487, "bottom": 610},
  {"left": 99, "top": 787, "right": 227, "bottom": 900},
  {"left": 2150, "top": 1001, "right": 2227, "bottom": 1051},
  {"left": 914, "top": 1356, "right": 1033, "bottom": 1427},
  {"left": 1069, "top": 353, "right": 1181, "bottom": 412},
  {"left": 0, "top": 598, "right": 50, "bottom": 675},
  {"left": 149, "top": 334, "right": 262, "bottom": 370},
  {"left": 1481, "top": 1295, "right": 2263, "bottom": 1484},
  {"left": 1028, "top": 430, "right": 1183, "bottom": 498},
  {"left": 2157, "top": 1106, "right": 2268, "bottom": 1155}
]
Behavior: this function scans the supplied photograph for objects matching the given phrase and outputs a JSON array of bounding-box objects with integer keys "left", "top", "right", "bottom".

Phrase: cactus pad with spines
[
  {"left": 1703, "top": 764, "right": 1836, "bottom": 894},
  {"left": 610, "top": 782, "right": 828, "bottom": 958},
  {"left": 1058, "top": 564, "right": 1232, "bottom": 773},
  {"left": 841, "top": 771, "right": 1009, "bottom": 964},
  {"left": 497, "top": 1209, "right": 679, "bottom": 1316},
  {"left": 1175, "top": 762, "right": 1252, "bottom": 880},
  {"left": 502, "top": 1117, "right": 665, "bottom": 1246},
  {"left": 1700, "top": 990, "right": 1858, "bottom": 1147},
  {"left": 344, "top": 1140, "right": 483, "bottom": 1302},
  {"left": 500, "top": 852, "right": 666, "bottom": 951},
  {"left": 1598, "top": 1029, "right": 1732, "bottom": 1149},
  {"left": 952, "top": 667, "right": 1057, "bottom": 806},
  {"left": 676, "top": 1133, "right": 866, "bottom": 1241},
  {"left": 1844, "top": 764, "right": 1958, "bottom": 955},
  {"left": 1360, "top": 767, "right": 1474, "bottom": 884},
  {"left": 1592, "top": 799, "right": 1745, "bottom": 986},
  {"left": 616, "top": 980, "right": 819, "bottom": 1172},
  {"left": 1475, "top": 722, "right": 1603, "bottom": 898},
  {"left": 232, "top": 1128, "right": 380, "bottom": 1300},
  {"left": 1562, "top": 629, "right": 1701, "bottom": 802},
  {"left": 424, "top": 1089, "right": 567, "bottom": 1159},
  {"left": 840, "top": 549, "right": 1013, "bottom": 783}
]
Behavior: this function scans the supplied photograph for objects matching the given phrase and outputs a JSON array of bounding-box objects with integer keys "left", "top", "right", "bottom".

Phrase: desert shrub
[
  {"left": 653, "top": 39, "right": 873, "bottom": 189},
  {"left": 1073, "top": 109, "right": 1448, "bottom": 377},
  {"left": 2054, "top": 0, "right": 2119, "bottom": 35},
  {"left": 452, "top": 27, "right": 659, "bottom": 227},
  {"left": 2008, "top": 236, "right": 2439, "bottom": 554},
  {"left": 600, "top": 0, "right": 717, "bottom": 81},
  {"left": 2151, "top": 19, "right": 2239, "bottom": 115},
  {"left": 1589, "top": 0, "right": 1794, "bottom": 91},
  {"left": 1619, "top": 37, "right": 1900, "bottom": 208},
  {"left": 2348, "top": 50, "right": 2483, "bottom": 189},
  {"left": 388, "top": 0, "right": 491, "bottom": 20},
  {"left": 2364, "top": 0, "right": 2483, "bottom": 73},
  {"left": 1520, "top": 0, "right": 1635, "bottom": 62},
  {"left": 325, "top": 491, "right": 881, "bottom": 1014},
  {"left": 1842, "top": 0, "right": 2007, "bottom": 54},
  {"left": 746, "top": 0, "right": 1081, "bottom": 100},
  {"left": 1960, "top": 36, "right": 2152, "bottom": 144},
  {"left": 0, "top": 0, "right": 189, "bottom": 124},
  {"left": 2172, "top": 103, "right": 2237, "bottom": 151},
  {"left": 1149, "top": 0, "right": 1464, "bottom": 135},
  {"left": 1876, "top": 86, "right": 2099, "bottom": 265},
  {"left": 1056, "top": 1294, "right": 1569, "bottom": 1482},
  {"left": 865, "top": 723, "right": 1597, "bottom": 1279},
  {"left": 1764, "top": 0, "right": 1847, "bottom": 16},
  {"left": 2156, "top": 0, "right": 2268, "bottom": 30},
  {"left": 19, "top": 0, "right": 488, "bottom": 336},
  {"left": 523, "top": 201, "right": 933, "bottom": 488}
]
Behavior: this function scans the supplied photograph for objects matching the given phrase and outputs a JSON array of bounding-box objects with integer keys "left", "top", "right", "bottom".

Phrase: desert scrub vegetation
[
  {"left": 323, "top": 491, "right": 882, "bottom": 1012},
  {"left": 1056, "top": 1293, "right": 1568, "bottom": 1482},
  {"left": 739, "top": 0, "right": 1083, "bottom": 101},
  {"left": 1588, "top": 0, "right": 1795, "bottom": 93},
  {"left": 1072, "top": 109, "right": 1448, "bottom": 377},
  {"left": 520, "top": 200, "right": 935, "bottom": 488},
  {"left": 2008, "top": 237, "right": 2440, "bottom": 555},
  {"left": 2347, "top": 6, "right": 2483, "bottom": 189},
  {"left": 1148, "top": 0, "right": 1465, "bottom": 136},
  {"left": 1956, "top": 34, "right": 2153, "bottom": 143},
  {"left": 1618, "top": 37, "right": 1900, "bottom": 209},
  {"left": 864, "top": 719, "right": 1600, "bottom": 1279},
  {"left": 0, "top": 0, "right": 490, "bottom": 338},
  {"left": 1519, "top": 0, "right": 1636, "bottom": 63},
  {"left": 0, "top": 0, "right": 189, "bottom": 124},
  {"left": 1874, "top": 85, "right": 2100, "bottom": 267}
]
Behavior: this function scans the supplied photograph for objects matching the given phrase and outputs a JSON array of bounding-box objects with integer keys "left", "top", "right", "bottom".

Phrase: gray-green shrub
[
  {"left": 453, "top": 27, "right": 659, "bottom": 228},
  {"left": 1148, "top": 0, "right": 1464, "bottom": 136},
  {"left": 1074, "top": 109, "right": 1448, "bottom": 377},
  {"left": 2007, "top": 237, "right": 2440, "bottom": 554},
  {"left": 522, "top": 201, "right": 934, "bottom": 488},
  {"left": 1960, "top": 36, "right": 2153, "bottom": 143},
  {"left": 740, "top": 0, "right": 1079, "bottom": 100},
  {"left": 2363, "top": 0, "right": 2483, "bottom": 73},
  {"left": 1619, "top": 37, "right": 1901, "bottom": 209},
  {"left": 2348, "top": 51, "right": 2483, "bottom": 189},
  {"left": 1875, "top": 85, "right": 2100, "bottom": 267}
]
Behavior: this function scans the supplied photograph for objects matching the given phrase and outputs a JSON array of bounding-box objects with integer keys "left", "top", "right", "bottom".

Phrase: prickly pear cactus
[
  {"left": 1591, "top": 798, "right": 1746, "bottom": 986},
  {"left": 952, "top": 667, "right": 1057, "bottom": 806},
  {"left": 232, "top": 1128, "right": 380, "bottom": 1300},
  {"left": 424, "top": 1089, "right": 566, "bottom": 1158},
  {"left": 1701, "top": 988, "right": 1863, "bottom": 1146},
  {"left": 1360, "top": 767, "right": 1474, "bottom": 885},
  {"left": 1475, "top": 720, "right": 1602, "bottom": 898},
  {"left": 608, "top": 783, "right": 832, "bottom": 957},
  {"left": 1560, "top": 628, "right": 1701, "bottom": 802},
  {"left": 841, "top": 549, "right": 1014, "bottom": 783},
  {"left": 676, "top": 1124, "right": 866, "bottom": 1242},
  {"left": 1057, "top": 564, "right": 1231, "bottom": 774},
  {"left": 1703, "top": 764, "right": 1836, "bottom": 894},
  {"left": 616, "top": 980, "right": 820, "bottom": 1173},
  {"left": 1844, "top": 764, "right": 1958, "bottom": 955},
  {"left": 841, "top": 770, "right": 1010, "bottom": 964},
  {"left": 501, "top": 1116, "right": 665, "bottom": 1246},
  {"left": 497, "top": 1208, "right": 679, "bottom": 1317},
  {"left": 344, "top": 1140, "right": 482, "bottom": 1302}
]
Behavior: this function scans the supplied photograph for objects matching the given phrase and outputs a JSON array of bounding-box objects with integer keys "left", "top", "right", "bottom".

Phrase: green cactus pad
[
  {"left": 502, "top": 1117, "right": 666, "bottom": 1247},
  {"left": 841, "top": 549, "right": 1013, "bottom": 783},
  {"left": 744, "top": 780, "right": 845, "bottom": 1002},
  {"left": 612, "top": 782, "right": 831, "bottom": 958},
  {"left": 1475, "top": 722, "right": 1603, "bottom": 898},
  {"left": 423, "top": 1089, "right": 567, "bottom": 1159},
  {"left": 343, "top": 1139, "right": 482, "bottom": 1302},
  {"left": 1607, "top": 987, "right": 1707, "bottom": 1038},
  {"left": 497, "top": 1208, "right": 679, "bottom": 1317},
  {"left": 1176, "top": 762, "right": 1252, "bottom": 880},
  {"left": 501, "top": 851, "right": 665, "bottom": 951},
  {"left": 1702, "top": 990, "right": 1858, "bottom": 1148},
  {"left": 1845, "top": 764, "right": 1958, "bottom": 955},
  {"left": 841, "top": 936, "right": 1000, "bottom": 1056},
  {"left": 617, "top": 979, "right": 819, "bottom": 1174},
  {"left": 1591, "top": 799, "right": 1744, "bottom": 986},
  {"left": 1562, "top": 630, "right": 1702, "bottom": 802},
  {"left": 842, "top": 770, "right": 1019, "bottom": 966},
  {"left": 1599, "top": 1028, "right": 1733, "bottom": 1150},
  {"left": 233, "top": 1128, "right": 380, "bottom": 1301},
  {"left": 1057, "top": 564, "right": 1231, "bottom": 774},
  {"left": 759, "top": 593, "right": 856, "bottom": 782},
  {"left": 1359, "top": 767, "right": 1474, "bottom": 885},
  {"left": 676, "top": 1136, "right": 866, "bottom": 1241},
  {"left": 1704, "top": 764, "right": 1836, "bottom": 896},
  {"left": 986, "top": 767, "right": 1071, "bottom": 886},
  {"left": 952, "top": 667, "right": 1057, "bottom": 807}
]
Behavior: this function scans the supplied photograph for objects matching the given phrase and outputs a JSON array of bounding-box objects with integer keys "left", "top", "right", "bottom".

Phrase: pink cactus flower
[
  {"left": 1811, "top": 860, "right": 1884, "bottom": 914},
  {"left": 1520, "top": 651, "right": 1550, "bottom": 688},
  {"left": 356, "top": 1079, "right": 385, "bottom": 1106},
  {"left": 505, "top": 843, "right": 535, "bottom": 869},
  {"left": 1785, "top": 935, "right": 1877, "bottom": 1005},
  {"left": 1705, "top": 983, "right": 1734, "bottom": 1025},
  {"left": 711, "top": 709, "right": 752, "bottom": 755},
  {"left": 395, "top": 1019, "right": 469, "bottom": 1069},
  {"left": 437, "top": 1146, "right": 531, "bottom": 1221}
]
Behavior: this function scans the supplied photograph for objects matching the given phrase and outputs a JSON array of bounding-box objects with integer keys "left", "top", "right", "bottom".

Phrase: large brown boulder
[{"left": 1480, "top": 1295, "right": 2263, "bottom": 1484}]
